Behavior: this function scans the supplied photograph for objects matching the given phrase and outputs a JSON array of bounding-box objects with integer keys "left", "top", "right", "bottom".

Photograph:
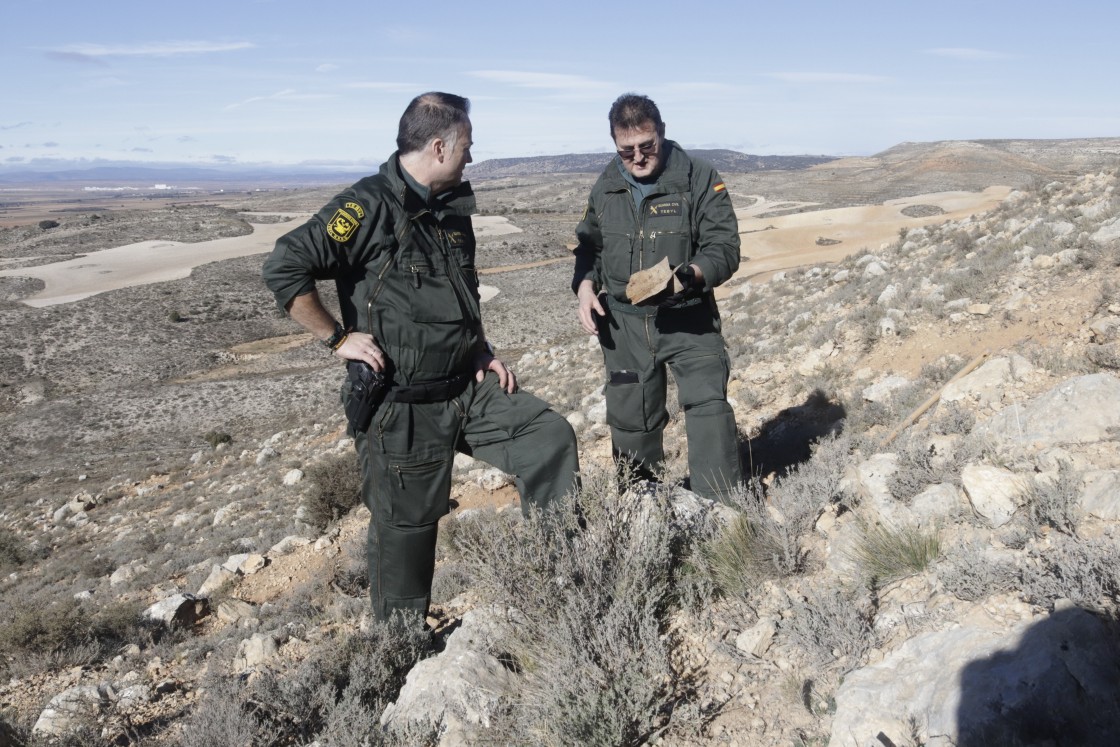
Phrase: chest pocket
[
  {"left": 646, "top": 197, "right": 692, "bottom": 266},
  {"left": 403, "top": 243, "right": 465, "bottom": 324}
]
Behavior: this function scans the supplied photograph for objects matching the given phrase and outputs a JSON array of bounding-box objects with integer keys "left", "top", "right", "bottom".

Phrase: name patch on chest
[
  {"left": 648, "top": 200, "right": 683, "bottom": 217},
  {"left": 443, "top": 229, "right": 466, "bottom": 247}
]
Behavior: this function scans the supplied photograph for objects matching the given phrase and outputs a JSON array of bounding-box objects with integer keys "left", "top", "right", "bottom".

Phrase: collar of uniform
[
  {"left": 601, "top": 139, "right": 690, "bottom": 195},
  {"left": 380, "top": 153, "right": 477, "bottom": 218}
]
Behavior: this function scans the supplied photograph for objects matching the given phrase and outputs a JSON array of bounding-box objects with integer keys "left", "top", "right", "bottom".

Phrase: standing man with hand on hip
[
  {"left": 573, "top": 93, "right": 741, "bottom": 502},
  {"left": 264, "top": 92, "right": 580, "bottom": 622}
]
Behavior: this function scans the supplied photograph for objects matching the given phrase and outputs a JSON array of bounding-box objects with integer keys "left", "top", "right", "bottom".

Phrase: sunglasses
[{"left": 616, "top": 140, "right": 658, "bottom": 161}]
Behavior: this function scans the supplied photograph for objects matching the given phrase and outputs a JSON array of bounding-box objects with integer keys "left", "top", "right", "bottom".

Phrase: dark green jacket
[
  {"left": 572, "top": 141, "right": 741, "bottom": 304},
  {"left": 262, "top": 154, "right": 483, "bottom": 383}
]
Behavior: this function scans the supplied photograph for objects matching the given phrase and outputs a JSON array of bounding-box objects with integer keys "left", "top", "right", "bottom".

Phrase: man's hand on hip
[
  {"left": 577, "top": 279, "right": 606, "bottom": 336},
  {"left": 336, "top": 332, "right": 387, "bottom": 372},
  {"left": 474, "top": 350, "right": 517, "bottom": 393}
]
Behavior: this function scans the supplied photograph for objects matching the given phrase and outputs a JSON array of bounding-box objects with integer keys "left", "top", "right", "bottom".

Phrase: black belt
[
  {"left": 606, "top": 292, "right": 709, "bottom": 315},
  {"left": 384, "top": 373, "right": 471, "bottom": 404}
]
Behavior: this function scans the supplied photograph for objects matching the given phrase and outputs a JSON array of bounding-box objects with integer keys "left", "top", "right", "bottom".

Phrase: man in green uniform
[
  {"left": 264, "top": 92, "right": 580, "bottom": 621},
  {"left": 572, "top": 93, "right": 741, "bottom": 501}
]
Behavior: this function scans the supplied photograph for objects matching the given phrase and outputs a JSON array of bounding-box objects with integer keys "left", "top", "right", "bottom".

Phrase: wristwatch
[{"left": 324, "top": 322, "right": 347, "bottom": 351}]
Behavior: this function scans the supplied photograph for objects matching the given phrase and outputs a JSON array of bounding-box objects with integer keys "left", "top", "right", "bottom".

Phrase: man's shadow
[
  {"left": 738, "top": 388, "right": 846, "bottom": 480},
  {"left": 956, "top": 605, "right": 1120, "bottom": 745}
]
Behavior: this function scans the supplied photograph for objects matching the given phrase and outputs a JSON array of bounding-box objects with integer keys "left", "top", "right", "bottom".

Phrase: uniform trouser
[
  {"left": 354, "top": 371, "right": 580, "bottom": 621},
  {"left": 598, "top": 295, "right": 741, "bottom": 502}
]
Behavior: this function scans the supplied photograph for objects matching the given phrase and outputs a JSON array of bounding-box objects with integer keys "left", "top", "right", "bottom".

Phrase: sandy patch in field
[
  {"left": 0, "top": 213, "right": 524, "bottom": 307},
  {"left": 0, "top": 218, "right": 309, "bottom": 307},
  {"left": 726, "top": 186, "right": 1011, "bottom": 288},
  {"left": 1, "top": 189, "right": 1009, "bottom": 308},
  {"left": 471, "top": 215, "right": 523, "bottom": 237}
]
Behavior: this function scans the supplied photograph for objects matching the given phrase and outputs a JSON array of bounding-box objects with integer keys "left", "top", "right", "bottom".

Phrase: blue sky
[{"left": 2, "top": 0, "right": 1117, "bottom": 170}]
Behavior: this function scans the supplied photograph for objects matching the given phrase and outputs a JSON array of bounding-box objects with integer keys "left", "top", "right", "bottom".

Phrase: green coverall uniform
[
  {"left": 572, "top": 140, "right": 741, "bottom": 500},
  {"left": 264, "top": 154, "right": 580, "bottom": 620}
]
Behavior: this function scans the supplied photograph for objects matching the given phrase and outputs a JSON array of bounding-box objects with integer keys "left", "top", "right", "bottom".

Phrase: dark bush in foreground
[{"left": 305, "top": 452, "right": 363, "bottom": 531}]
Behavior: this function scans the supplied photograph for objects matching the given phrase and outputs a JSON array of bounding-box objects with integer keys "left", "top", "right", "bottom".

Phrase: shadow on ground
[
  {"left": 739, "top": 389, "right": 846, "bottom": 479},
  {"left": 957, "top": 606, "right": 1120, "bottom": 746}
]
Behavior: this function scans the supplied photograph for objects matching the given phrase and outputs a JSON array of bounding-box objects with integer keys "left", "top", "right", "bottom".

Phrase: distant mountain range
[
  {"left": 464, "top": 150, "right": 838, "bottom": 178},
  {"left": 1, "top": 138, "right": 1115, "bottom": 187},
  {"left": 0, "top": 149, "right": 837, "bottom": 186},
  {"left": 0, "top": 164, "right": 372, "bottom": 187}
]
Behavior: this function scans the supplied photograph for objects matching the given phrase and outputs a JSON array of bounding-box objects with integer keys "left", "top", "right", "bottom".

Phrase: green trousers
[
  {"left": 354, "top": 372, "right": 580, "bottom": 621},
  {"left": 598, "top": 295, "right": 741, "bottom": 501}
]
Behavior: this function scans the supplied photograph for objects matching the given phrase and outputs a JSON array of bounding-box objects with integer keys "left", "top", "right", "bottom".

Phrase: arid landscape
[{"left": 2, "top": 137, "right": 1120, "bottom": 746}]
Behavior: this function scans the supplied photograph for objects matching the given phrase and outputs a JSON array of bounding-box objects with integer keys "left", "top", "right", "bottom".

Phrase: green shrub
[
  {"left": 0, "top": 597, "right": 150, "bottom": 676},
  {"left": 176, "top": 614, "right": 433, "bottom": 747},
  {"left": 1022, "top": 537, "right": 1120, "bottom": 610},
  {"left": 937, "top": 541, "right": 1017, "bottom": 602},
  {"left": 849, "top": 518, "right": 940, "bottom": 586},
  {"left": 203, "top": 430, "right": 232, "bottom": 449},
  {"left": 1025, "top": 464, "right": 1082, "bottom": 535},
  {"left": 785, "top": 586, "right": 876, "bottom": 671},
  {"left": 450, "top": 466, "right": 714, "bottom": 745},
  {"left": 305, "top": 452, "right": 362, "bottom": 531},
  {"left": 0, "top": 528, "right": 28, "bottom": 575}
]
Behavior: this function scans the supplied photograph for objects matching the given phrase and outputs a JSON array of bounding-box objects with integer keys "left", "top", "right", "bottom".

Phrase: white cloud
[
  {"left": 344, "top": 81, "right": 417, "bottom": 91},
  {"left": 468, "top": 70, "right": 613, "bottom": 92},
  {"left": 316, "top": 63, "right": 339, "bottom": 73},
  {"left": 925, "top": 48, "right": 1013, "bottom": 61},
  {"left": 764, "top": 72, "right": 891, "bottom": 84},
  {"left": 48, "top": 40, "right": 255, "bottom": 59},
  {"left": 225, "top": 89, "right": 338, "bottom": 110}
]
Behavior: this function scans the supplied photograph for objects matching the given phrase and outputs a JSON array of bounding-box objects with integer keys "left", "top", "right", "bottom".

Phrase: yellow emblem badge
[{"left": 327, "top": 208, "right": 360, "bottom": 242}]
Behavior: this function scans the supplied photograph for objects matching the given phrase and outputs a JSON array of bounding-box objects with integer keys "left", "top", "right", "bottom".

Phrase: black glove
[{"left": 657, "top": 264, "right": 699, "bottom": 307}]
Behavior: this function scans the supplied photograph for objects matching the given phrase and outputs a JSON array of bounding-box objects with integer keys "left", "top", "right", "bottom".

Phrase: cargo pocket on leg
[
  {"left": 385, "top": 452, "right": 452, "bottom": 528},
  {"left": 605, "top": 370, "right": 647, "bottom": 432}
]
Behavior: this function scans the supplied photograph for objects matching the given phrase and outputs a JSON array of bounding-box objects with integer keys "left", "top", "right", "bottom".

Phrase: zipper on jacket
[{"left": 366, "top": 251, "right": 397, "bottom": 336}]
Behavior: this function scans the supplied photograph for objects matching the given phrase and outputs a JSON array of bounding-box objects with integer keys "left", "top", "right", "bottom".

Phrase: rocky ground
[{"left": 2, "top": 146, "right": 1120, "bottom": 745}]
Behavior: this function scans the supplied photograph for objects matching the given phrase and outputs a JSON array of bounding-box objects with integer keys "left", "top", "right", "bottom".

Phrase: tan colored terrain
[{"left": 729, "top": 186, "right": 1011, "bottom": 284}]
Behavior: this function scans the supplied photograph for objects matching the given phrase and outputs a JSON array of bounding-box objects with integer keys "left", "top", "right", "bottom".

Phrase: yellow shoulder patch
[
  {"left": 713, "top": 182, "right": 726, "bottom": 193},
  {"left": 326, "top": 207, "right": 361, "bottom": 242}
]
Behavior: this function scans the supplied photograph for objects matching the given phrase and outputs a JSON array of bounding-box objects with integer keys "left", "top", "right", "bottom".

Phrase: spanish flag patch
[{"left": 713, "top": 182, "right": 726, "bottom": 193}]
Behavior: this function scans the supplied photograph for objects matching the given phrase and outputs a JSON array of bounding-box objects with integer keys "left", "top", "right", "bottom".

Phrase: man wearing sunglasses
[{"left": 572, "top": 93, "right": 741, "bottom": 502}]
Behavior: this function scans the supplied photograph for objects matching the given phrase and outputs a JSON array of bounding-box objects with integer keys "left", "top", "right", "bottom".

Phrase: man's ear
[{"left": 431, "top": 136, "right": 446, "bottom": 162}]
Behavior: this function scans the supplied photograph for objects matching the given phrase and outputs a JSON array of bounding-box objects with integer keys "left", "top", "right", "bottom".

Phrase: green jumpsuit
[
  {"left": 573, "top": 141, "right": 742, "bottom": 500},
  {"left": 264, "top": 155, "right": 580, "bottom": 620}
]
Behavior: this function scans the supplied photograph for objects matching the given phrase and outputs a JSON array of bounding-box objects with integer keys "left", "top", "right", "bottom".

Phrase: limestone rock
[
  {"left": 975, "top": 373, "right": 1120, "bottom": 449},
  {"left": 196, "top": 565, "right": 235, "bottom": 598},
  {"left": 232, "top": 632, "right": 280, "bottom": 671},
  {"left": 143, "top": 593, "right": 209, "bottom": 627},
  {"left": 735, "top": 617, "right": 777, "bottom": 657},
  {"left": 961, "top": 464, "right": 1028, "bottom": 528},
  {"left": 33, "top": 685, "right": 109, "bottom": 737},
  {"left": 830, "top": 607, "right": 1120, "bottom": 746},
  {"left": 381, "top": 607, "right": 518, "bottom": 743},
  {"left": 862, "top": 375, "right": 910, "bottom": 404}
]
